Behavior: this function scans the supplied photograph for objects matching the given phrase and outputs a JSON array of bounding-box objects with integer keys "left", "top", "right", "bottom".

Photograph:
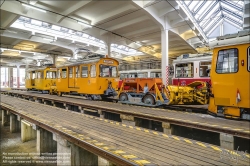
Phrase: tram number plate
[{"left": 104, "top": 60, "right": 113, "bottom": 64}]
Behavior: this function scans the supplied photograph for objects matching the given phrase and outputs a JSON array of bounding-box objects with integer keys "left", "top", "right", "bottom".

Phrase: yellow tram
[
  {"left": 25, "top": 65, "right": 57, "bottom": 93},
  {"left": 54, "top": 57, "right": 120, "bottom": 99},
  {"left": 208, "top": 34, "right": 250, "bottom": 120}
]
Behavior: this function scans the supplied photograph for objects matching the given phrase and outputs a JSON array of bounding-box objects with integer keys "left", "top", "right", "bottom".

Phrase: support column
[
  {"left": 4, "top": 67, "right": 7, "bottom": 87},
  {"left": 2, "top": 110, "right": 9, "bottom": 126},
  {"left": 220, "top": 133, "right": 234, "bottom": 150},
  {"left": 120, "top": 114, "right": 136, "bottom": 126},
  {"left": 53, "top": 134, "right": 71, "bottom": 165},
  {"left": 37, "top": 128, "right": 57, "bottom": 154},
  {"left": 21, "top": 120, "right": 36, "bottom": 142},
  {"left": 10, "top": 113, "right": 20, "bottom": 133},
  {"left": 52, "top": 55, "right": 57, "bottom": 65},
  {"left": 161, "top": 29, "right": 169, "bottom": 86},
  {"left": 71, "top": 144, "right": 98, "bottom": 166},
  {"left": 107, "top": 42, "right": 111, "bottom": 57},
  {"left": 162, "top": 122, "right": 173, "bottom": 135},
  {"left": 98, "top": 156, "right": 113, "bottom": 166},
  {"left": 8, "top": 67, "right": 13, "bottom": 88},
  {"left": 16, "top": 65, "right": 20, "bottom": 88},
  {"left": 0, "top": 109, "right": 2, "bottom": 120}
]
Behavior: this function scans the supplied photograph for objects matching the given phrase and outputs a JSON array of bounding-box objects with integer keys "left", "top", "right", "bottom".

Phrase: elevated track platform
[{"left": 1, "top": 95, "right": 249, "bottom": 165}]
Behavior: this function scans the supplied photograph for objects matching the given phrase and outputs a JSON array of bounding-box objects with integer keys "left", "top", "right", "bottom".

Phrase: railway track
[
  {"left": 9, "top": 88, "right": 208, "bottom": 114},
  {"left": 1, "top": 89, "right": 250, "bottom": 140}
]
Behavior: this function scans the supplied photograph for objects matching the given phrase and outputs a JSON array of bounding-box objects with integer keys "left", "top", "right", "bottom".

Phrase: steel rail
[
  {"left": 1, "top": 90, "right": 250, "bottom": 139},
  {"left": 0, "top": 103, "right": 137, "bottom": 166}
]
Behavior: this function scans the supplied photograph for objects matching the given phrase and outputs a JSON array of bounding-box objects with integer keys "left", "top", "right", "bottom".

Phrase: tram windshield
[{"left": 99, "top": 65, "right": 117, "bottom": 77}]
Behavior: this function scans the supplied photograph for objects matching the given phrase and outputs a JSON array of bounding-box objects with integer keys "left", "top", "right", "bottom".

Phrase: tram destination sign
[{"left": 103, "top": 60, "right": 114, "bottom": 64}]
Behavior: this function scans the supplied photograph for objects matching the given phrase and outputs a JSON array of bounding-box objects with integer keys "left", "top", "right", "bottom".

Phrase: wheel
[
  {"left": 142, "top": 94, "right": 155, "bottom": 105},
  {"left": 119, "top": 93, "right": 128, "bottom": 101}
]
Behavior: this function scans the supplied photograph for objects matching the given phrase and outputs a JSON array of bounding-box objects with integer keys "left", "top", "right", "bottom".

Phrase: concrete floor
[{"left": 0, "top": 120, "right": 56, "bottom": 166}]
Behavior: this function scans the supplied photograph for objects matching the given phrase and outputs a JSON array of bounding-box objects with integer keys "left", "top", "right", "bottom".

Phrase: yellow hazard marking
[
  {"left": 103, "top": 147, "right": 109, "bottom": 150},
  {"left": 113, "top": 150, "right": 126, "bottom": 154},
  {"left": 94, "top": 143, "right": 104, "bottom": 146},
  {"left": 122, "top": 124, "right": 126, "bottom": 127},
  {"left": 233, "top": 128, "right": 243, "bottom": 131},
  {"left": 184, "top": 139, "right": 193, "bottom": 144},
  {"left": 192, "top": 122, "right": 199, "bottom": 124},
  {"left": 110, "top": 121, "right": 114, "bottom": 124},
  {"left": 134, "top": 160, "right": 151, "bottom": 164},
  {"left": 246, "top": 154, "right": 250, "bottom": 158},
  {"left": 210, "top": 125, "right": 218, "bottom": 127},
  {"left": 104, "top": 120, "right": 108, "bottom": 122},
  {"left": 116, "top": 122, "right": 119, "bottom": 125},
  {"left": 99, "top": 119, "right": 103, "bottom": 120},
  {"left": 90, "top": 116, "right": 93, "bottom": 118},
  {"left": 222, "top": 127, "right": 229, "bottom": 128},
  {"left": 136, "top": 127, "right": 141, "bottom": 130},
  {"left": 211, "top": 146, "right": 222, "bottom": 151},
  {"left": 196, "top": 142, "right": 206, "bottom": 148},
  {"left": 153, "top": 132, "right": 158, "bottom": 135},
  {"left": 172, "top": 136, "right": 180, "bottom": 141},
  {"left": 225, "top": 150, "right": 240, "bottom": 156},
  {"left": 144, "top": 129, "right": 149, "bottom": 133},
  {"left": 129, "top": 126, "right": 133, "bottom": 129},
  {"left": 162, "top": 134, "right": 169, "bottom": 138},
  {"left": 122, "top": 155, "right": 137, "bottom": 159},
  {"left": 244, "top": 131, "right": 250, "bottom": 133}
]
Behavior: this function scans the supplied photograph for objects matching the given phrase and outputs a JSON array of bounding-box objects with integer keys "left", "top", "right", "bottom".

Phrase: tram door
[
  {"left": 68, "top": 66, "right": 80, "bottom": 88},
  {"left": 68, "top": 67, "right": 74, "bottom": 88}
]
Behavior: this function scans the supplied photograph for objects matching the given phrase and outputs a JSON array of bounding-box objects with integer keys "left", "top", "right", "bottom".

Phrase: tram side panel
[{"left": 209, "top": 43, "right": 250, "bottom": 119}]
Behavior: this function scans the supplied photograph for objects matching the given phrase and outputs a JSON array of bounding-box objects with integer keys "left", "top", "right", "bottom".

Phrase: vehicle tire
[
  {"left": 142, "top": 94, "right": 155, "bottom": 105},
  {"left": 119, "top": 93, "right": 128, "bottom": 101}
]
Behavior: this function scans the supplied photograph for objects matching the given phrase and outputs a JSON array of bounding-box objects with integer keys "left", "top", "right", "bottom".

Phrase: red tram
[{"left": 172, "top": 53, "right": 212, "bottom": 86}]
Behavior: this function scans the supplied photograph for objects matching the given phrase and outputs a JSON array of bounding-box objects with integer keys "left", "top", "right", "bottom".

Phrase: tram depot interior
[{"left": 0, "top": 0, "right": 250, "bottom": 166}]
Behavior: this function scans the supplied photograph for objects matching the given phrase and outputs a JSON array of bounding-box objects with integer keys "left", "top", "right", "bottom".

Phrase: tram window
[
  {"left": 99, "top": 65, "right": 117, "bottom": 77},
  {"left": 46, "top": 71, "right": 52, "bottom": 79},
  {"left": 69, "top": 67, "right": 73, "bottom": 78},
  {"left": 62, "top": 68, "right": 67, "bottom": 78},
  {"left": 81, "top": 66, "right": 88, "bottom": 77},
  {"left": 37, "top": 72, "right": 41, "bottom": 79},
  {"left": 175, "top": 63, "right": 194, "bottom": 78},
  {"left": 248, "top": 47, "right": 250, "bottom": 72},
  {"left": 90, "top": 65, "right": 96, "bottom": 77},
  {"left": 57, "top": 70, "right": 61, "bottom": 78},
  {"left": 199, "top": 61, "right": 211, "bottom": 77},
  {"left": 75, "top": 66, "right": 80, "bottom": 78},
  {"left": 216, "top": 49, "right": 238, "bottom": 73},
  {"left": 32, "top": 72, "right": 36, "bottom": 79},
  {"left": 52, "top": 71, "right": 56, "bottom": 79}
]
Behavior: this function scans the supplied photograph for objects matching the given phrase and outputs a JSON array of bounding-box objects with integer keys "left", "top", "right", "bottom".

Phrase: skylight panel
[
  {"left": 31, "top": 20, "right": 42, "bottom": 26},
  {"left": 202, "top": 4, "right": 220, "bottom": 22},
  {"left": 204, "top": 17, "right": 221, "bottom": 32},
  {"left": 51, "top": 25, "right": 61, "bottom": 31},
  {"left": 184, "top": 0, "right": 192, "bottom": 6},
  {"left": 199, "top": 2, "right": 219, "bottom": 21},
  {"left": 221, "top": 3, "right": 242, "bottom": 14},
  {"left": 193, "top": 1, "right": 204, "bottom": 13},
  {"left": 188, "top": 1, "right": 200, "bottom": 12},
  {"left": 82, "top": 34, "right": 89, "bottom": 38},
  {"left": 195, "top": 1, "right": 214, "bottom": 20},
  {"left": 224, "top": 18, "right": 242, "bottom": 29}
]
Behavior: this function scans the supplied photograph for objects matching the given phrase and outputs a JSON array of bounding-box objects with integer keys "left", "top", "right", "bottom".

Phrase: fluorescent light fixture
[
  {"left": 21, "top": 3, "right": 46, "bottom": 13},
  {"left": 77, "top": 21, "right": 92, "bottom": 28},
  {"left": 43, "top": 38, "right": 54, "bottom": 42},
  {"left": 72, "top": 40, "right": 75, "bottom": 43},
  {"left": 135, "top": 42, "right": 142, "bottom": 46}
]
